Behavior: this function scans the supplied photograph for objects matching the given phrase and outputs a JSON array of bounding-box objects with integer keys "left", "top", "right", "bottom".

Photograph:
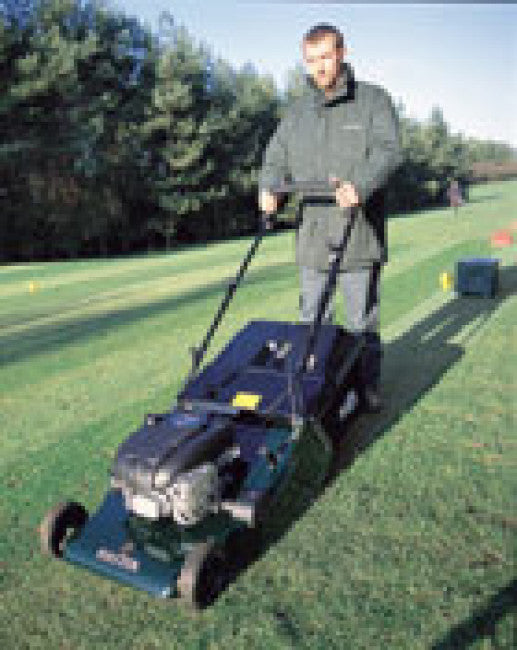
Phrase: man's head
[{"left": 302, "top": 24, "right": 346, "bottom": 95}]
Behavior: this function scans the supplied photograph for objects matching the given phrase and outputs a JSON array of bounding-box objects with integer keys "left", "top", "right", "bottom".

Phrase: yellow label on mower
[{"left": 231, "top": 392, "right": 262, "bottom": 410}]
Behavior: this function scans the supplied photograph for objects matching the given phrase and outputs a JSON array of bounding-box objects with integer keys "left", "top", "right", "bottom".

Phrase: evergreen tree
[
  {"left": 0, "top": 0, "right": 101, "bottom": 258},
  {"left": 140, "top": 26, "right": 215, "bottom": 248}
]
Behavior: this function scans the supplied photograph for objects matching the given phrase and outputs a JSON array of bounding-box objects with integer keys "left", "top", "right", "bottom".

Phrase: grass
[{"left": 0, "top": 180, "right": 516, "bottom": 649}]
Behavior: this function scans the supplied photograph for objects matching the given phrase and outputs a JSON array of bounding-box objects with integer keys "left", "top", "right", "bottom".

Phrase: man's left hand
[{"left": 329, "top": 177, "right": 361, "bottom": 208}]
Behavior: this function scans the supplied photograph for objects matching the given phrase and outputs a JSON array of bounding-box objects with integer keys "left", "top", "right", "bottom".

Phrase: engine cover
[{"left": 111, "top": 410, "right": 233, "bottom": 521}]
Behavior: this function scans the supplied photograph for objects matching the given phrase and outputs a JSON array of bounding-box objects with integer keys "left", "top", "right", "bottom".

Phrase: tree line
[{"left": 1, "top": 0, "right": 515, "bottom": 262}]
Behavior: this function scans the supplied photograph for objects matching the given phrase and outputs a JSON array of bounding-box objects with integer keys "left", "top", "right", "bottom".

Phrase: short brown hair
[{"left": 303, "top": 23, "right": 344, "bottom": 50}]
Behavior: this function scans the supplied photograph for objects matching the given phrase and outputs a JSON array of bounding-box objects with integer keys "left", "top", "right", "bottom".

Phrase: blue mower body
[{"left": 40, "top": 186, "right": 365, "bottom": 608}]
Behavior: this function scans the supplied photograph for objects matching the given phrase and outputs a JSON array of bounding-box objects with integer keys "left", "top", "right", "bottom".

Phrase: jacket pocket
[{"left": 336, "top": 124, "right": 367, "bottom": 167}]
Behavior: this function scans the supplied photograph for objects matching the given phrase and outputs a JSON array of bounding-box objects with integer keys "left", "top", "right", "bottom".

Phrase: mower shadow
[
  {"left": 430, "top": 578, "right": 517, "bottom": 649},
  {"left": 223, "top": 264, "right": 516, "bottom": 599}
]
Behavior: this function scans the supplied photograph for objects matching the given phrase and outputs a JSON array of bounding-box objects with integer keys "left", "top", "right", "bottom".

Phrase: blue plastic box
[{"left": 455, "top": 258, "right": 499, "bottom": 298}]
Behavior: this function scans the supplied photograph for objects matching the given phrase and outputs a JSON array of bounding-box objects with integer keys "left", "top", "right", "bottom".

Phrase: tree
[
  {"left": 139, "top": 26, "right": 215, "bottom": 248},
  {"left": 0, "top": 0, "right": 159, "bottom": 258},
  {"left": 0, "top": 0, "right": 101, "bottom": 258}
]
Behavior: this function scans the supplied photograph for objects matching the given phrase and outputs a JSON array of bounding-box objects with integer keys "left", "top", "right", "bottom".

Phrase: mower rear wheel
[
  {"left": 177, "top": 540, "right": 229, "bottom": 610},
  {"left": 39, "top": 501, "right": 88, "bottom": 558}
]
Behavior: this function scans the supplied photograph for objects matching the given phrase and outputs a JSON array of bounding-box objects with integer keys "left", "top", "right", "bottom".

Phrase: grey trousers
[{"left": 299, "top": 264, "right": 382, "bottom": 388}]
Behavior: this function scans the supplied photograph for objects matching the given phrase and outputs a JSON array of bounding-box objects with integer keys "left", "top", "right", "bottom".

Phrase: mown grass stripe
[
  {"left": 0, "top": 270, "right": 299, "bottom": 463},
  {"left": 0, "top": 257, "right": 294, "bottom": 336},
  {"left": 380, "top": 238, "right": 494, "bottom": 329}
]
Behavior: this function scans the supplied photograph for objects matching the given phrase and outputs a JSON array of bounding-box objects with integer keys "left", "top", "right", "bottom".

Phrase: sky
[{"left": 108, "top": 1, "right": 517, "bottom": 147}]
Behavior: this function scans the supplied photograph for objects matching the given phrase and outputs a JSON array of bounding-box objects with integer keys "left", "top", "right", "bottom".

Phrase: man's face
[{"left": 302, "top": 34, "right": 344, "bottom": 93}]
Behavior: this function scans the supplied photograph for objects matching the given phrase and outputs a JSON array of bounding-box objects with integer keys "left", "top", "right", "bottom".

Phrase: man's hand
[
  {"left": 329, "top": 177, "right": 361, "bottom": 208},
  {"left": 259, "top": 189, "right": 279, "bottom": 215}
]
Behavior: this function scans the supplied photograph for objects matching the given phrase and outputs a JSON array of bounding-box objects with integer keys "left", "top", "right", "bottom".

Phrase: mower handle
[
  {"left": 178, "top": 180, "right": 342, "bottom": 396},
  {"left": 269, "top": 180, "right": 337, "bottom": 201}
]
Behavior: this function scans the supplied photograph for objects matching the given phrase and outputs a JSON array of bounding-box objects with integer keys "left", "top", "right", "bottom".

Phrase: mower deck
[{"left": 65, "top": 421, "right": 295, "bottom": 599}]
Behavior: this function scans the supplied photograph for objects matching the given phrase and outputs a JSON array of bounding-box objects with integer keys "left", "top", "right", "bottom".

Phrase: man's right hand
[{"left": 259, "top": 189, "right": 279, "bottom": 215}]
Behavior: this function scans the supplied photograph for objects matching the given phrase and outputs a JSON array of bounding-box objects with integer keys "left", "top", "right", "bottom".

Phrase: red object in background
[{"left": 490, "top": 229, "right": 514, "bottom": 247}]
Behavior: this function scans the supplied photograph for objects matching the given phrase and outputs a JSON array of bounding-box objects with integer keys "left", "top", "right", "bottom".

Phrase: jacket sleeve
[
  {"left": 258, "top": 117, "right": 291, "bottom": 192},
  {"left": 352, "top": 87, "right": 402, "bottom": 204}
]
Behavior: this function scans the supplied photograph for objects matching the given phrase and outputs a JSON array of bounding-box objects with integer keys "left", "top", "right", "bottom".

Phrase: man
[
  {"left": 448, "top": 179, "right": 463, "bottom": 215},
  {"left": 258, "top": 23, "right": 402, "bottom": 411}
]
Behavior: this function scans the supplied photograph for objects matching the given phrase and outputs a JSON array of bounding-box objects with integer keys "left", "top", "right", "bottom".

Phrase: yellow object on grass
[
  {"left": 29, "top": 281, "right": 40, "bottom": 293},
  {"left": 231, "top": 392, "right": 262, "bottom": 410},
  {"left": 440, "top": 272, "right": 453, "bottom": 291}
]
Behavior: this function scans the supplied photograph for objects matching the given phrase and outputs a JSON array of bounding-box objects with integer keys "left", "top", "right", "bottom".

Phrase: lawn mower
[{"left": 39, "top": 181, "right": 367, "bottom": 609}]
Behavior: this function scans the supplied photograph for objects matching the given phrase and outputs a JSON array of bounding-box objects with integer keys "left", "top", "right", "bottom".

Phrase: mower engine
[
  {"left": 110, "top": 411, "right": 234, "bottom": 525},
  {"left": 114, "top": 461, "right": 222, "bottom": 526},
  {"left": 169, "top": 463, "right": 221, "bottom": 526}
]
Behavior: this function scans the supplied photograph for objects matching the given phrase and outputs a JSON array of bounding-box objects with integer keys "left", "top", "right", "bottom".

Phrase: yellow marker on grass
[
  {"left": 29, "top": 281, "right": 40, "bottom": 293},
  {"left": 440, "top": 272, "right": 453, "bottom": 291}
]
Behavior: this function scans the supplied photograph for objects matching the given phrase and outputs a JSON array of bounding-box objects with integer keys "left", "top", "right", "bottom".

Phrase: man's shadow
[
  {"left": 431, "top": 578, "right": 516, "bottom": 649},
  {"left": 223, "top": 265, "right": 515, "bottom": 631},
  {"left": 330, "top": 264, "right": 515, "bottom": 476}
]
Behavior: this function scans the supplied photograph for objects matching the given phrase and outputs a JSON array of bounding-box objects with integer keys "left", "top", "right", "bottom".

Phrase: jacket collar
[{"left": 305, "top": 62, "right": 356, "bottom": 107}]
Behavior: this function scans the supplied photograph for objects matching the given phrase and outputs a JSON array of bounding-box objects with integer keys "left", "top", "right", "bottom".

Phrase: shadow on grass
[
  {"left": 464, "top": 193, "right": 501, "bottom": 205},
  {"left": 224, "top": 265, "right": 516, "bottom": 616},
  {"left": 332, "top": 264, "right": 515, "bottom": 471},
  {"left": 430, "top": 579, "right": 517, "bottom": 649},
  {"left": 0, "top": 261, "right": 294, "bottom": 368}
]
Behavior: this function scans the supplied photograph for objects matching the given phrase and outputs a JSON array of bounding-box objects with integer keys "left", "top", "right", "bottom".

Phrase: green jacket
[{"left": 259, "top": 63, "right": 402, "bottom": 270}]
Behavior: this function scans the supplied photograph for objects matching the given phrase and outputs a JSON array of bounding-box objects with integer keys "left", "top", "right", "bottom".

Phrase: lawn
[{"left": 0, "top": 180, "right": 515, "bottom": 649}]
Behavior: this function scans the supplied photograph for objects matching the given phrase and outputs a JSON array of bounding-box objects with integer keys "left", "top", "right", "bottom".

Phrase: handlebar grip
[{"left": 269, "top": 180, "right": 337, "bottom": 200}]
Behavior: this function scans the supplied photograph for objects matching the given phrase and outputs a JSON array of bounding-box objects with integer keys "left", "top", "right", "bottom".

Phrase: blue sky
[{"left": 109, "top": 1, "right": 517, "bottom": 147}]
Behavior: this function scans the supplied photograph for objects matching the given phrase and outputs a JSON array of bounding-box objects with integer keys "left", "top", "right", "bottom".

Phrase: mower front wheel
[
  {"left": 177, "top": 540, "right": 230, "bottom": 610},
  {"left": 39, "top": 501, "right": 88, "bottom": 558}
]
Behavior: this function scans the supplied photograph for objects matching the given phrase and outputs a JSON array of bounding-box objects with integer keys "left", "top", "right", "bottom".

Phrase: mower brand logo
[
  {"left": 96, "top": 547, "right": 140, "bottom": 572},
  {"left": 174, "top": 414, "right": 201, "bottom": 426}
]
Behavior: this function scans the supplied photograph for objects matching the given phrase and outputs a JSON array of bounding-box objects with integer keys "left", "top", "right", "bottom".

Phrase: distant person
[
  {"left": 258, "top": 23, "right": 402, "bottom": 412},
  {"left": 448, "top": 179, "right": 463, "bottom": 214}
]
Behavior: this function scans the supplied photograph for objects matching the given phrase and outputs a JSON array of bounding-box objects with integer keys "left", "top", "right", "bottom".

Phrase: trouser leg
[
  {"left": 299, "top": 264, "right": 381, "bottom": 388},
  {"left": 299, "top": 266, "right": 335, "bottom": 324},
  {"left": 340, "top": 264, "right": 381, "bottom": 389}
]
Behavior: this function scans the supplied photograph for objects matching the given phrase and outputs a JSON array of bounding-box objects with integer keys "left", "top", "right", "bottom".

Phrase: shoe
[{"left": 363, "top": 385, "right": 383, "bottom": 413}]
